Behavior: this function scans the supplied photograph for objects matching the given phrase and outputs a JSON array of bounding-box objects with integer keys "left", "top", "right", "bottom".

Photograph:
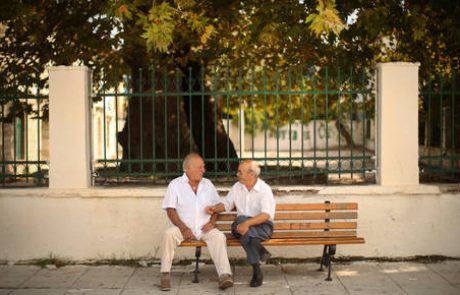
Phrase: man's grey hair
[
  {"left": 247, "top": 160, "right": 261, "bottom": 177},
  {"left": 182, "top": 153, "right": 202, "bottom": 171}
]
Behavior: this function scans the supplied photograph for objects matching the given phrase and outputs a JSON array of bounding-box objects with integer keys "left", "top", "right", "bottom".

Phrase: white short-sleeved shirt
[
  {"left": 222, "top": 178, "right": 276, "bottom": 221},
  {"left": 162, "top": 174, "right": 220, "bottom": 239}
]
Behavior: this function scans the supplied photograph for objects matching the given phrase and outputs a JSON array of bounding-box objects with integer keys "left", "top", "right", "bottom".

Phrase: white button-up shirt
[
  {"left": 162, "top": 173, "right": 221, "bottom": 239},
  {"left": 222, "top": 178, "right": 276, "bottom": 221}
]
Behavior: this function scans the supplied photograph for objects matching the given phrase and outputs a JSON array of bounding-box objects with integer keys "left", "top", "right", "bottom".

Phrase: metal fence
[
  {"left": 2, "top": 66, "right": 457, "bottom": 187},
  {"left": 93, "top": 66, "right": 376, "bottom": 185},
  {"left": 0, "top": 78, "right": 49, "bottom": 187},
  {"left": 419, "top": 73, "right": 460, "bottom": 182}
]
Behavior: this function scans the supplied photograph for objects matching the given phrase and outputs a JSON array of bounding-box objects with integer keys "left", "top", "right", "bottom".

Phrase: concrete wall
[
  {"left": 2, "top": 62, "right": 454, "bottom": 264},
  {"left": 1, "top": 185, "right": 459, "bottom": 262},
  {"left": 49, "top": 66, "right": 92, "bottom": 189},
  {"left": 376, "top": 62, "right": 420, "bottom": 185}
]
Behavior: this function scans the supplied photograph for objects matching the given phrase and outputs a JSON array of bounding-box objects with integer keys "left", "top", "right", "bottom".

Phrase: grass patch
[
  {"left": 34, "top": 255, "right": 69, "bottom": 268},
  {"left": 7, "top": 255, "right": 458, "bottom": 267}
]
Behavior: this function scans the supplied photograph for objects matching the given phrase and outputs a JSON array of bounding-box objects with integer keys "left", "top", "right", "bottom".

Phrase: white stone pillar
[
  {"left": 48, "top": 66, "right": 92, "bottom": 188},
  {"left": 376, "top": 62, "right": 420, "bottom": 185}
]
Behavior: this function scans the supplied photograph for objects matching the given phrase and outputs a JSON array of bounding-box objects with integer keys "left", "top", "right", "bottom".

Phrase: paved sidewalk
[{"left": 1, "top": 261, "right": 459, "bottom": 294}]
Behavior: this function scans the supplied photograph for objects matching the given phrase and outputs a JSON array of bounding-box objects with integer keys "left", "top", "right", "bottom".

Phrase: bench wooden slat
[
  {"left": 216, "top": 211, "right": 357, "bottom": 221},
  {"left": 180, "top": 237, "right": 365, "bottom": 247},
  {"left": 260, "top": 237, "right": 365, "bottom": 246},
  {"left": 222, "top": 230, "right": 357, "bottom": 239},
  {"left": 276, "top": 222, "right": 357, "bottom": 230},
  {"left": 216, "top": 214, "right": 238, "bottom": 221},
  {"left": 275, "top": 203, "right": 358, "bottom": 211},
  {"left": 270, "top": 230, "right": 358, "bottom": 238},
  {"left": 215, "top": 221, "right": 357, "bottom": 231},
  {"left": 274, "top": 212, "right": 357, "bottom": 220}
]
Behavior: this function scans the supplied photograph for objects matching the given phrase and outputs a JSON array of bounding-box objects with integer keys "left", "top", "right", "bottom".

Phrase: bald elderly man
[
  {"left": 159, "top": 153, "right": 233, "bottom": 291},
  {"left": 206, "top": 160, "right": 276, "bottom": 287}
]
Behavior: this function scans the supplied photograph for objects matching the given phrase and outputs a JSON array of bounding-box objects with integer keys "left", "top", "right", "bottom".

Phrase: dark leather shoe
[
  {"left": 218, "top": 274, "right": 234, "bottom": 290},
  {"left": 250, "top": 264, "right": 263, "bottom": 287},
  {"left": 160, "top": 272, "right": 171, "bottom": 291},
  {"left": 250, "top": 273, "right": 263, "bottom": 287}
]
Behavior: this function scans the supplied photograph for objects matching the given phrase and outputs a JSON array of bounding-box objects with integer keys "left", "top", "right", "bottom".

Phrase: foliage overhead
[{"left": 0, "top": 0, "right": 458, "bottom": 87}]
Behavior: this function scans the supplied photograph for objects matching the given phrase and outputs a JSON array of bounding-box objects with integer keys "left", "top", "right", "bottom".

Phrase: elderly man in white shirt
[
  {"left": 205, "top": 160, "right": 276, "bottom": 288},
  {"left": 160, "top": 153, "right": 233, "bottom": 291}
]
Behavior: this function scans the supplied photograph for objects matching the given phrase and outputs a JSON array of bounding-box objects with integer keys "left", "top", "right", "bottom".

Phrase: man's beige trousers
[{"left": 160, "top": 226, "right": 232, "bottom": 276}]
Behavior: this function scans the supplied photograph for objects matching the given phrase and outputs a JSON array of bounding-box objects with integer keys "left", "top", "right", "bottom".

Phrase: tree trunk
[
  {"left": 335, "top": 119, "right": 354, "bottom": 147},
  {"left": 181, "top": 62, "right": 239, "bottom": 172},
  {"left": 117, "top": 61, "right": 238, "bottom": 174}
]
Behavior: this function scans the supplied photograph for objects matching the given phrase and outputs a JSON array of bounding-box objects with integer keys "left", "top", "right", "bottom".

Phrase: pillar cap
[
  {"left": 376, "top": 62, "right": 420, "bottom": 69},
  {"left": 48, "top": 66, "right": 92, "bottom": 73}
]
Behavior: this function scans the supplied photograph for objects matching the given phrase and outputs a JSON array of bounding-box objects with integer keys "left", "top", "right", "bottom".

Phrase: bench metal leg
[
  {"left": 192, "top": 246, "right": 201, "bottom": 283},
  {"left": 325, "top": 245, "right": 336, "bottom": 281},
  {"left": 318, "top": 245, "right": 336, "bottom": 281},
  {"left": 318, "top": 245, "right": 328, "bottom": 271}
]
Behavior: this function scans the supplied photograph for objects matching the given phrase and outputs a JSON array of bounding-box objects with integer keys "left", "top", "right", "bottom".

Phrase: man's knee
[
  {"left": 163, "top": 227, "right": 181, "bottom": 241},
  {"left": 240, "top": 234, "right": 251, "bottom": 246},
  {"left": 209, "top": 228, "right": 227, "bottom": 242},
  {"left": 218, "top": 230, "right": 227, "bottom": 242}
]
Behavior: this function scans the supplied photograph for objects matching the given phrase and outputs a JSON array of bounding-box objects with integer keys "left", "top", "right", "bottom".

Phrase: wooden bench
[{"left": 180, "top": 201, "right": 365, "bottom": 282}]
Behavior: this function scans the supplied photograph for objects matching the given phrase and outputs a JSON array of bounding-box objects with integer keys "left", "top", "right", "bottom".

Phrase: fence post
[
  {"left": 48, "top": 66, "right": 92, "bottom": 188},
  {"left": 376, "top": 62, "right": 420, "bottom": 185}
]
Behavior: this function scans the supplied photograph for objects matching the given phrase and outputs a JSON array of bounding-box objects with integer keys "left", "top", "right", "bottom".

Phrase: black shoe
[{"left": 250, "top": 264, "right": 263, "bottom": 287}]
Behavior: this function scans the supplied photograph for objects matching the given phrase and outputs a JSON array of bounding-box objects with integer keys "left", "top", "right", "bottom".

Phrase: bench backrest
[{"left": 215, "top": 202, "right": 359, "bottom": 239}]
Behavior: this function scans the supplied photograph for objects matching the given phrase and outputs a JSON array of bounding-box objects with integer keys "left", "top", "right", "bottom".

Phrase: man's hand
[
  {"left": 179, "top": 227, "right": 195, "bottom": 241},
  {"left": 205, "top": 203, "right": 226, "bottom": 215},
  {"left": 201, "top": 222, "right": 215, "bottom": 233},
  {"left": 237, "top": 221, "right": 250, "bottom": 236},
  {"left": 236, "top": 213, "right": 270, "bottom": 236},
  {"left": 204, "top": 206, "right": 214, "bottom": 215}
]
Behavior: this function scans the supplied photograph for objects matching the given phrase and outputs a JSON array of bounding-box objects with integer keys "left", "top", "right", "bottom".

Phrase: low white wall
[{"left": 1, "top": 185, "right": 459, "bottom": 262}]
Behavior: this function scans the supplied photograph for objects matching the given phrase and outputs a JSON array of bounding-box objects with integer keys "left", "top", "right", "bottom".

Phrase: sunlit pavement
[{"left": 1, "top": 261, "right": 459, "bottom": 294}]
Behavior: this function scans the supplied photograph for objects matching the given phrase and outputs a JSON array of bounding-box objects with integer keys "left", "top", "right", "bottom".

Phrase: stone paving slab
[
  {"left": 22, "top": 266, "right": 88, "bottom": 289},
  {"left": 378, "top": 262, "right": 460, "bottom": 295},
  {"left": 72, "top": 266, "right": 134, "bottom": 290},
  {"left": 8, "top": 289, "right": 66, "bottom": 295},
  {"left": 335, "top": 262, "right": 406, "bottom": 295},
  {"left": 0, "top": 266, "right": 40, "bottom": 288},
  {"left": 120, "top": 290, "right": 167, "bottom": 295},
  {"left": 233, "top": 264, "right": 290, "bottom": 295},
  {"left": 124, "top": 265, "right": 185, "bottom": 294},
  {"left": 283, "top": 263, "right": 348, "bottom": 295},
  {"left": 428, "top": 261, "right": 460, "bottom": 286},
  {"left": 0, "top": 261, "right": 459, "bottom": 295},
  {"left": 65, "top": 289, "right": 122, "bottom": 295}
]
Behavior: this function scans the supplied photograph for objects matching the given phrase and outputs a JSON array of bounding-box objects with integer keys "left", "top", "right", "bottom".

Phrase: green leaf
[
  {"left": 141, "top": 2, "right": 176, "bottom": 52},
  {"left": 306, "top": 0, "right": 346, "bottom": 37}
]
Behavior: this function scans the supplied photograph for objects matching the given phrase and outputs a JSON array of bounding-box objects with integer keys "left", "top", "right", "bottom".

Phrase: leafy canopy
[{"left": 0, "top": 0, "right": 458, "bottom": 87}]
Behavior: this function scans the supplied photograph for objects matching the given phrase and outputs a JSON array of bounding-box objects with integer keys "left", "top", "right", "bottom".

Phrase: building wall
[
  {"left": 92, "top": 96, "right": 126, "bottom": 162},
  {"left": 223, "top": 118, "right": 375, "bottom": 155},
  {"left": 0, "top": 105, "right": 49, "bottom": 176}
]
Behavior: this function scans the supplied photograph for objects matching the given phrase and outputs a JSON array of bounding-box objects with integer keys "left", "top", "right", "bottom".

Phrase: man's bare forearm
[
  {"left": 245, "top": 213, "right": 270, "bottom": 226},
  {"left": 211, "top": 203, "right": 226, "bottom": 213},
  {"left": 210, "top": 212, "right": 219, "bottom": 225},
  {"left": 166, "top": 208, "right": 187, "bottom": 230}
]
